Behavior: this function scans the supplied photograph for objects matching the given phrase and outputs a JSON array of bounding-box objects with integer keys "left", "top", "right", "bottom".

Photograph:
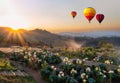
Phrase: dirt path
[{"left": 11, "top": 61, "right": 47, "bottom": 83}]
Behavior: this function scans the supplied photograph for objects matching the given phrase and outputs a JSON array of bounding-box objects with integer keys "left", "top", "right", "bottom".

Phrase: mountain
[
  {"left": 59, "top": 31, "right": 120, "bottom": 47},
  {"left": 0, "top": 27, "right": 69, "bottom": 47},
  {"left": 59, "top": 31, "right": 120, "bottom": 38},
  {"left": 0, "top": 27, "right": 120, "bottom": 48}
]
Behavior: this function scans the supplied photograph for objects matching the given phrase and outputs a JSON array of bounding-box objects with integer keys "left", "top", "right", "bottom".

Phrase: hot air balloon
[
  {"left": 96, "top": 14, "right": 104, "bottom": 23},
  {"left": 84, "top": 7, "right": 96, "bottom": 23},
  {"left": 71, "top": 11, "right": 77, "bottom": 19}
]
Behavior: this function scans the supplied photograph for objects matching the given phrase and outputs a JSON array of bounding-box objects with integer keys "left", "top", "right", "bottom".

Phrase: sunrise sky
[{"left": 0, "top": 0, "right": 120, "bottom": 33}]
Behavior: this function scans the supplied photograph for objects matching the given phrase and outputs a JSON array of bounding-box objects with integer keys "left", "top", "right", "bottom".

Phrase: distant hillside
[
  {"left": 59, "top": 31, "right": 120, "bottom": 47},
  {"left": 0, "top": 27, "right": 69, "bottom": 47},
  {"left": 59, "top": 31, "right": 120, "bottom": 38},
  {"left": 0, "top": 27, "right": 120, "bottom": 48},
  {"left": 74, "top": 36, "right": 120, "bottom": 47}
]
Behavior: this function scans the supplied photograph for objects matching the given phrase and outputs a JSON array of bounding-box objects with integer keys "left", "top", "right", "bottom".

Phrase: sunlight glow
[
  {"left": 0, "top": 0, "right": 29, "bottom": 30},
  {"left": 0, "top": 0, "right": 28, "bottom": 46},
  {"left": 0, "top": 14, "right": 28, "bottom": 30},
  {"left": 3, "top": 28, "right": 26, "bottom": 46}
]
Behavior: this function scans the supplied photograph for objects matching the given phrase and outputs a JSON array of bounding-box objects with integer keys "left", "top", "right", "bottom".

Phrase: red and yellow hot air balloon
[
  {"left": 84, "top": 7, "right": 96, "bottom": 23},
  {"left": 71, "top": 11, "right": 77, "bottom": 19},
  {"left": 96, "top": 14, "right": 104, "bottom": 24}
]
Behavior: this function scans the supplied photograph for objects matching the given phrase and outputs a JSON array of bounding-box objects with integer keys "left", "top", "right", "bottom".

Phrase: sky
[{"left": 0, "top": 0, "right": 120, "bottom": 33}]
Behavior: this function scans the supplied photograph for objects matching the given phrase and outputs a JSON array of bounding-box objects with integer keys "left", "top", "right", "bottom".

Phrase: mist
[{"left": 66, "top": 40, "right": 83, "bottom": 51}]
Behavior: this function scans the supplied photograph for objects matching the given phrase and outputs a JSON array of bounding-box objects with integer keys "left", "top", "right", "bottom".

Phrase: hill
[
  {"left": 59, "top": 31, "right": 120, "bottom": 38},
  {"left": 0, "top": 27, "right": 120, "bottom": 48},
  {"left": 0, "top": 27, "right": 69, "bottom": 47},
  {"left": 74, "top": 36, "right": 120, "bottom": 47}
]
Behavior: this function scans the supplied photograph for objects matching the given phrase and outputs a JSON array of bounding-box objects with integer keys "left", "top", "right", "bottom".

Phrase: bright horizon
[{"left": 0, "top": 0, "right": 120, "bottom": 33}]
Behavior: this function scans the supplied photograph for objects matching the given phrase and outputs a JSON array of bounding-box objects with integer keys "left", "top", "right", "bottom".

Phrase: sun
[
  {"left": 0, "top": 14, "right": 29, "bottom": 30},
  {"left": 12, "top": 27, "right": 21, "bottom": 30},
  {"left": 5, "top": 28, "right": 27, "bottom": 46},
  {"left": 10, "top": 28, "right": 19, "bottom": 32},
  {"left": 0, "top": 0, "right": 29, "bottom": 30}
]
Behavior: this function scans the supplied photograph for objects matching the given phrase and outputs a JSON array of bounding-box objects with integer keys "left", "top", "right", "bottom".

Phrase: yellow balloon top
[{"left": 84, "top": 7, "right": 96, "bottom": 16}]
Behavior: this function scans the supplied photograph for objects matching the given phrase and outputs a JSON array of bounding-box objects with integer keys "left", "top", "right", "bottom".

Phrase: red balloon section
[
  {"left": 71, "top": 11, "right": 77, "bottom": 18},
  {"left": 96, "top": 14, "right": 104, "bottom": 23}
]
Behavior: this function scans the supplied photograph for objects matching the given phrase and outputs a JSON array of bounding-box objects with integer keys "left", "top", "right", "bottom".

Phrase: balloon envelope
[
  {"left": 96, "top": 14, "right": 104, "bottom": 23},
  {"left": 71, "top": 11, "right": 77, "bottom": 18},
  {"left": 84, "top": 7, "right": 96, "bottom": 23}
]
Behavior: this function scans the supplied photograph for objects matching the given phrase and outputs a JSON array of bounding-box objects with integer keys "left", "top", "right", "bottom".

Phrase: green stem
[{"left": 110, "top": 75, "right": 112, "bottom": 83}]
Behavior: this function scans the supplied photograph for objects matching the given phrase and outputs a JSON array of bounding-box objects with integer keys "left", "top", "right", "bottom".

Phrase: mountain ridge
[
  {"left": 0, "top": 27, "right": 69, "bottom": 47},
  {"left": 59, "top": 31, "right": 120, "bottom": 38},
  {"left": 0, "top": 27, "right": 120, "bottom": 47}
]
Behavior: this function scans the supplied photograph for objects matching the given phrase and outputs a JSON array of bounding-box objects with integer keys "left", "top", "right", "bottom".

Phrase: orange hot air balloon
[
  {"left": 71, "top": 11, "right": 77, "bottom": 18},
  {"left": 84, "top": 7, "right": 96, "bottom": 23},
  {"left": 96, "top": 14, "right": 104, "bottom": 24}
]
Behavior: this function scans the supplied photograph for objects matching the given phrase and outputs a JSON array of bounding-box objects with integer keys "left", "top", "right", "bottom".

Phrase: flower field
[
  {"left": 8, "top": 45, "right": 120, "bottom": 83},
  {"left": 0, "top": 51, "right": 36, "bottom": 83}
]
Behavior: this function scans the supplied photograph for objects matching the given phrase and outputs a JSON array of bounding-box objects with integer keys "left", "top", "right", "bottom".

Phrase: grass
[
  {"left": 0, "top": 76, "right": 36, "bottom": 83},
  {"left": 0, "top": 58, "right": 17, "bottom": 71}
]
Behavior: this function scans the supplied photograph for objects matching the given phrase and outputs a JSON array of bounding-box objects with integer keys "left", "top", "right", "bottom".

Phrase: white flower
[
  {"left": 99, "top": 72, "right": 103, "bottom": 75},
  {"left": 25, "top": 52, "right": 28, "bottom": 54},
  {"left": 61, "top": 73, "right": 64, "bottom": 77},
  {"left": 55, "top": 53, "right": 59, "bottom": 56},
  {"left": 102, "top": 70, "right": 107, "bottom": 73},
  {"left": 54, "top": 68, "right": 57, "bottom": 70},
  {"left": 29, "top": 58, "right": 31, "bottom": 61},
  {"left": 20, "top": 49, "right": 23, "bottom": 52},
  {"left": 64, "top": 60, "right": 71, "bottom": 65},
  {"left": 93, "top": 58, "right": 96, "bottom": 61},
  {"left": 110, "top": 61, "right": 113, "bottom": 64},
  {"left": 76, "top": 59, "right": 82, "bottom": 64},
  {"left": 118, "top": 65, "right": 120, "bottom": 68},
  {"left": 108, "top": 70, "right": 114, "bottom": 74},
  {"left": 95, "top": 67, "right": 99, "bottom": 71},
  {"left": 59, "top": 71, "right": 64, "bottom": 74},
  {"left": 24, "top": 55, "right": 28, "bottom": 59},
  {"left": 86, "top": 67, "right": 91, "bottom": 72},
  {"left": 63, "top": 57, "right": 69, "bottom": 62},
  {"left": 51, "top": 65, "right": 56, "bottom": 70},
  {"left": 103, "top": 75, "right": 106, "bottom": 78},
  {"left": 20, "top": 52, "right": 24, "bottom": 55},
  {"left": 28, "top": 52, "right": 31, "bottom": 56},
  {"left": 67, "top": 61, "right": 72, "bottom": 65},
  {"left": 70, "top": 68, "right": 77, "bottom": 74},
  {"left": 85, "top": 58, "right": 88, "bottom": 60},
  {"left": 58, "top": 71, "right": 64, "bottom": 77},
  {"left": 83, "top": 59, "right": 86, "bottom": 62},
  {"left": 96, "top": 58, "right": 99, "bottom": 61},
  {"left": 58, "top": 74, "right": 61, "bottom": 77},
  {"left": 38, "top": 59, "right": 41, "bottom": 62},
  {"left": 34, "top": 54, "right": 36, "bottom": 58},
  {"left": 83, "top": 79, "right": 87, "bottom": 83},
  {"left": 86, "top": 75, "right": 88, "bottom": 78},
  {"left": 34, "top": 52, "right": 37, "bottom": 55},
  {"left": 117, "top": 68, "right": 120, "bottom": 73},
  {"left": 42, "top": 52, "right": 46, "bottom": 54},
  {"left": 51, "top": 65, "right": 55, "bottom": 69},
  {"left": 105, "top": 60, "right": 110, "bottom": 65},
  {"left": 81, "top": 73, "right": 86, "bottom": 79}
]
